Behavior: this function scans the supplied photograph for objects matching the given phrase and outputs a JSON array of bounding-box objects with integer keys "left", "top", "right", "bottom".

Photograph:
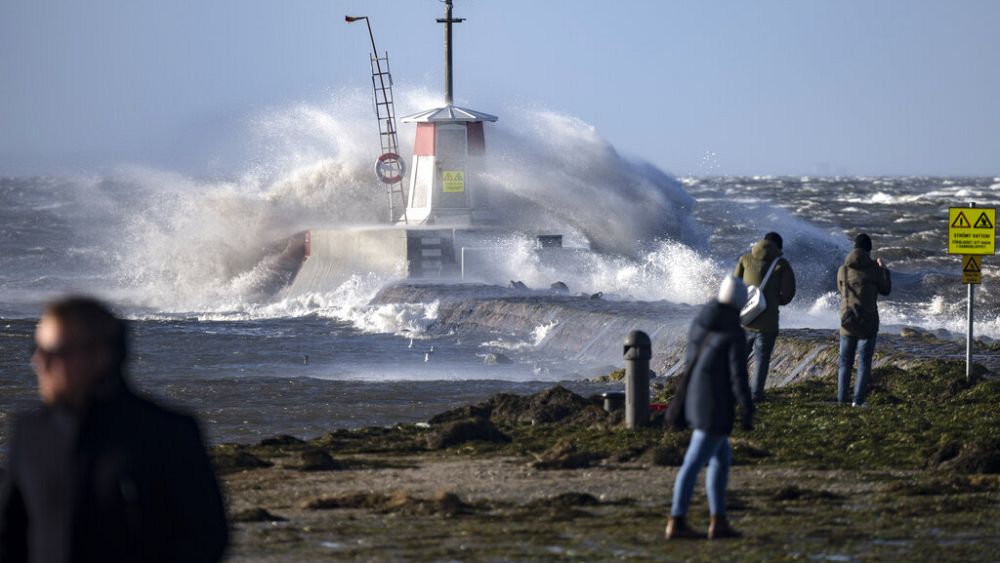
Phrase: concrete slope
[{"left": 372, "top": 283, "right": 1000, "bottom": 388}]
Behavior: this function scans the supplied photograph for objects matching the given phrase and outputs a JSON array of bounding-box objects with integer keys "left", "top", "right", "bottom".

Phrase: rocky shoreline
[{"left": 219, "top": 329, "right": 1000, "bottom": 561}]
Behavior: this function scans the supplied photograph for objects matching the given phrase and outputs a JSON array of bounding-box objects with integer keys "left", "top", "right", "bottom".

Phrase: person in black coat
[
  {"left": 665, "top": 276, "right": 755, "bottom": 541},
  {"left": 0, "top": 297, "right": 228, "bottom": 563}
]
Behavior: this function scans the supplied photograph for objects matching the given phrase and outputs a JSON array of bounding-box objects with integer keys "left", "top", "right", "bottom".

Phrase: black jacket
[
  {"left": 837, "top": 249, "right": 892, "bottom": 339},
  {"left": 676, "top": 301, "right": 754, "bottom": 435},
  {"left": 0, "top": 373, "right": 228, "bottom": 563}
]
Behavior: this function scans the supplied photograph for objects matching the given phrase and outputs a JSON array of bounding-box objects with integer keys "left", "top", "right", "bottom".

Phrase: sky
[{"left": 1, "top": 0, "right": 998, "bottom": 177}]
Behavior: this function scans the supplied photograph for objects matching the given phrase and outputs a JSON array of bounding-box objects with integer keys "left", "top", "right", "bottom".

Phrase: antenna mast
[{"left": 437, "top": 0, "right": 465, "bottom": 105}]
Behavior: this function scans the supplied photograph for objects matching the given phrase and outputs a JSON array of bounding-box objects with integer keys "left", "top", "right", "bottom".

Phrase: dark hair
[
  {"left": 764, "top": 232, "right": 783, "bottom": 249},
  {"left": 44, "top": 296, "right": 128, "bottom": 367},
  {"left": 854, "top": 233, "right": 873, "bottom": 252}
]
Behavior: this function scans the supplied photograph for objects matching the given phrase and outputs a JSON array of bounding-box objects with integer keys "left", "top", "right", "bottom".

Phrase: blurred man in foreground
[{"left": 0, "top": 297, "right": 228, "bottom": 563}]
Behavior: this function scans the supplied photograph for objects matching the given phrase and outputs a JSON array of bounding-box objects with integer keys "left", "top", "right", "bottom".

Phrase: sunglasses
[{"left": 30, "top": 342, "right": 87, "bottom": 363}]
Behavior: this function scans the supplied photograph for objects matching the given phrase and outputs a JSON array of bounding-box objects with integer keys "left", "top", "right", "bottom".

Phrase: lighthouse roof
[{"left": 401, "top": 105, "right": 498, "bottom": 124}]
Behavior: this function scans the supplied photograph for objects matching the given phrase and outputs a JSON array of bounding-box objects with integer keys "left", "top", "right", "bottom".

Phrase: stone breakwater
[{"left": 372, "top": 283, "right": 1000, "bottom": 384}]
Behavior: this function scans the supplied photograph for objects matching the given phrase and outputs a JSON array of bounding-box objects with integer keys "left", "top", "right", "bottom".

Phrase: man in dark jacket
[
  {"left": 734, "top": 232, "right": 796, "bottom": 401},
  {"left": 837, "top": 234, "right": 892, "bottom": 407},
  {"left": 0, "top": 297, "right": 228, "bottom": 563},
  {"left": 666, "top": 276, "right": 755, "bottom": 541}
]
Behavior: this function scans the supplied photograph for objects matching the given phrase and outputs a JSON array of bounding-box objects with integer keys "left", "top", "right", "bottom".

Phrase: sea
[{"left": 1, "top": 97, "right": 997, "bottom": 449}]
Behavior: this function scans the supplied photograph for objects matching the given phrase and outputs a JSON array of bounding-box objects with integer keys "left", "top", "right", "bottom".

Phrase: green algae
[
  {"left": 224, "top": 357, "right": 1000, "bottom": 561},
  {"left": 742, "top": 359, "right": 1000, "bottom": 472},
  {"left": 220, "top": 358, "right": 1000, "bottom": 477}
]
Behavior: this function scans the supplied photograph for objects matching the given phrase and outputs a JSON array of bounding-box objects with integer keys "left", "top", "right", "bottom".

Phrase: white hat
[{"left": 717, "top": 276, "right": 748, "bottom": 309}]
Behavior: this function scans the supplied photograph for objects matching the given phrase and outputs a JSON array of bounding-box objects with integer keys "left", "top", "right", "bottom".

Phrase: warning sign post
[
  {"left": 952, "top": 203, "right": 995, "bottom": 381},
  {"left": 948, "top": 207, "right": 995, "bottom": 255},
  {"left": 962, "top": 255, "right": 982, "bottom": 285}
]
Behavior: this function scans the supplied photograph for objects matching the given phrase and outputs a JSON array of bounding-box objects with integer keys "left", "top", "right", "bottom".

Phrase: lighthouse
[
  {"left": 281, "top": 1, "right": 572, "bottom": 296},
  {"left": 400, "top": 0, "right": 497, "bottom": 226}
]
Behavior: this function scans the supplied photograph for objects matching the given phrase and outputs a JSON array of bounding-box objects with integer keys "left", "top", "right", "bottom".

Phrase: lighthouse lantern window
[{"left": 436, "top": 125, "right": 468, "bottom": 158}]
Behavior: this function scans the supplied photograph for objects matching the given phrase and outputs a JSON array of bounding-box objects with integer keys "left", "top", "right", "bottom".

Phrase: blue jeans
[
  {"left": 838, "top": 334, "right": 877, "bottom": 405},
  {"left": 671, "top": 429, "right": 732, "bottom": 517},
  {"left": 746, "top": 330, "right": 778, "bottom": 401}
]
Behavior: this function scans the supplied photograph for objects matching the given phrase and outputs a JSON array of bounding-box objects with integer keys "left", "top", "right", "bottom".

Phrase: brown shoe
[
  {"left": 665, "top": 516, "right": 705, "bottom": 540},
  {"left": 708, "top": 515, "right": 742, "bottom": 540}
]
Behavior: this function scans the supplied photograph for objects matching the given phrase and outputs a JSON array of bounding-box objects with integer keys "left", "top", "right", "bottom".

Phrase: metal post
[
  {"left": 624, "top": 331, "right": 651, "bottom": 429},
  {"left": 437, "top": 0, "right": 464, "bottom": 105},
  {"left": 444, "top": 0, "right": 453, "bottom": 104},
  {"left": 967, "top": 202, "right": 976, "bottom": 381}
]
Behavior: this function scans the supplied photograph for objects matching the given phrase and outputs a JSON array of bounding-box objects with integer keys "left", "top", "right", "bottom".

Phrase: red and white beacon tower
[{"left": 400, "top": 0, "right": 497, "bottom": 226}]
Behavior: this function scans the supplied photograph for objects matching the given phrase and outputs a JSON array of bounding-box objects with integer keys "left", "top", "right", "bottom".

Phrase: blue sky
[{"left": 1, "top": 0, "right": 998, "bottom": 177}]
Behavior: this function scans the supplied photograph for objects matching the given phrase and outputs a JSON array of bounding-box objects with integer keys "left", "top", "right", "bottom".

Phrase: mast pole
[{"left": 437, "top": 0, "right": 464, "bottom": 105}]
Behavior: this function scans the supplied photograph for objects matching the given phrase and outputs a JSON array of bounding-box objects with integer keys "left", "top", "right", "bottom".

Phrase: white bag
[{"left": 740, "top": 258, "right": 780, "bottom": 326}]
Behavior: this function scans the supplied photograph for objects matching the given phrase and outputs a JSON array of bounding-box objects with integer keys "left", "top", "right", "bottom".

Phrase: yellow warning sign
[
  {"left": 948, "top": 207, "right": 996, "bottom": 255},
  {"left": 962, "top": 255, "right": 982, "bottom": 285},
  {"left": 442, "top": 170, "right": 465, "bottom": 193}
]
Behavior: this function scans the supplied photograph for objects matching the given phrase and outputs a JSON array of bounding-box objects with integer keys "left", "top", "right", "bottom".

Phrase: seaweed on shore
[
  {"left": 215, "top": 358, "right": 1000, "bottom": 477},
  {"left": 744, "top": 359, "right": 1000, "bottom": 472}
]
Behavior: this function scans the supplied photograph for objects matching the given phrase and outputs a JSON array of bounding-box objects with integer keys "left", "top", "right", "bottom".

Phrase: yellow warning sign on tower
[
  {"left": 948, "top": 207, "right": 996, "bottom": 255},
  {"left": 442, "top": 170, "right": 465, "bottom": 193},
  {"left": 962, "top": 255, "right": 982, "bottom": 285}
]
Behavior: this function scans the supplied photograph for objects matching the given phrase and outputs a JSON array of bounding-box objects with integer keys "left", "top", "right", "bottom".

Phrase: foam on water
[
  {"left": 38, "top": 88, "right": 705, "bottom": 314},
  {"left": 1, "top": 90, "right": 997, "bottom": 339}
]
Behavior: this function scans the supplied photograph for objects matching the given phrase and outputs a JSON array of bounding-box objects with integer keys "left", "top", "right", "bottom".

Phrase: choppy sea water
[{"left": 1, "top": 174, "right": 998, "bottom": 449}]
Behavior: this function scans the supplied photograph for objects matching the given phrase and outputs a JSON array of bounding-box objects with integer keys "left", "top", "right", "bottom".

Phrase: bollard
[
  {"left": 601, "top": 392, "right": 625, "bottom": 413},
  {"left": 624, "top": 330, "right": 652, "bottom": 429}
]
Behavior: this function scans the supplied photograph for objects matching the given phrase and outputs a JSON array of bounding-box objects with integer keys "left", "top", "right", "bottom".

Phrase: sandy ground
[{"left": 223, "top": 453, "right": 1000, "bottom": 562}]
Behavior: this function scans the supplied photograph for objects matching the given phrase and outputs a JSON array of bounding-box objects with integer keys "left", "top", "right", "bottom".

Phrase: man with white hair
[{"left": 665, "top": 276, "right": 755, "bottom": 540}]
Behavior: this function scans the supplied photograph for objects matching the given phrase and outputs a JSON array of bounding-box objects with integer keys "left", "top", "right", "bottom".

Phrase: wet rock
[
  {"left": 303, "top": 492, "right": 389, "bottom": 510},
  {"left": 212, "top": 447, "right": 272, "bottom": 474},
  {"left": 926, "top": 440, "right": 963, "bottom": 468},
  {"left": 483, "top": 352, "right": 513, "bottom": 365},
  {"left": 284, "top": 449, "right": 341, "bottom": 471},
  {"left": 526, "top": 492, "right": 600, "bottom": 509},
  {"left": 425, "top": 490, "right": 471, "bottom": 517},
  {"left": 643, "top": 445, "right": 685, "bottom": 467},
  {"left": 771, "top": 485, "right": 840, "bottom": 501},
  {"left": 530, "top": 440, "right": 603, "bottom": 470},
  {"left": 231, "top": 507, "right": 286, "bottom": 523},
  {"left": 550, "top": 281, "right": 570, "bottom": 293},
  {"left": 304, "top": 490, "right": 472, "bottom": 517},
  {"left": 381, "top": 490, "right": 473, "bottom": 517},
  {"left": 426, "top": 418, "right": 511, "bottom": 449},
  {"left": 593, "top": 368, "right": 626, "bottom": 383},
  {"left": 429, "top": 385, "right": 604, "bottom": 427},
  {"left": 493, "top": 386, "right": 600, "bottom": 426},
  {"left": 258, "top": 434, "right": 305, "bottom": 447},
  {"left": 930, "top": 439, "right": 1000, "bottom": 474},
  {"left": 730, "top": 438, "right": 771, "bottom": 461},
  {"left": 900, "top": 326, "right": 924, "bottom": 338},
  {"left": 509, "top": 280, "right": 528, "bottom": 290}
]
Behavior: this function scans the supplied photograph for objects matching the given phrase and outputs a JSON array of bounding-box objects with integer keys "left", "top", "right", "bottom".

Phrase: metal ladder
[{"left": 370, "top": 53, "right": 408, "bottom": 224}]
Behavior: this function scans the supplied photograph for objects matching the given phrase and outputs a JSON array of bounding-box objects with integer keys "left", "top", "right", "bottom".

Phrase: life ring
[{"left": 374, "top": 152, "right": 406, "bottom": 184}]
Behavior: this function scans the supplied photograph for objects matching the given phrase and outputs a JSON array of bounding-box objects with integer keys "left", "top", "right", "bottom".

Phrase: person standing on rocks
[
  {"left": 734, "top": 232, "right": 796, "bottom": 401},
  {"left": 665, "top": 276, "right": 755, "bottom": 540},
  {"left": 0, "top": 297, "right": 228, "bottom": 563},
  {"left": 837, "top": 233, "right": 892, "bottom": 407}
]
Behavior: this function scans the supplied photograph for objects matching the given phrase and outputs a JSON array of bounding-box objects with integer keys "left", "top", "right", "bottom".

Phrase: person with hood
[
  {"left": 0, "top": 297, "right": 228, "bottom": 563},
  {"left": 837, "top": 233, "right": 891, "bottom": 407},
  {"left": 734, "top": 232, "right": 796, "bottom": 401},
  {"left": 665, "top": 276, "right": 755, "bottom": 541}
]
